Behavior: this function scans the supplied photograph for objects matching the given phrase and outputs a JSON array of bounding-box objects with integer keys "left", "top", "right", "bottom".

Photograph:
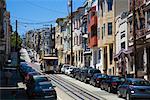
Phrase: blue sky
[{"left": 6, "top": 0, "right": 85, "bottom": 37}]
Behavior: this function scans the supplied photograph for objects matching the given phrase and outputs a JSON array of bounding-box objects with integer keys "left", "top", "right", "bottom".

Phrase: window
[
  {"left": 121, "top": 42, "right": 125, "bottom": 49},
  {"left": 102, "top": 27, "right": 104, "bottom": 39},
  {"left": 74, "top": 37, "right": 75, "bottom": 45},
  {"left": 107, "top": 0, "right": 113, "bottom": 11},
  {"left": 81, "top": 51, "right": 83, "bottom": 63},
  {"left": 79, "top": 51, "right": 80, "bottom": 61},
  {"left": 60, "top": 37, "right": 62, "bottom": 45},
  {"left": 79, "top": 34, "right": 82, "bottom": 44},
  {"left": 98, "top": 0, "right": 100, "bottom": 11},
  {"left": 103, "top": 24, "right": 105, "bottom": 36},
  {"left": 121, "top": 34, "right": 125, "bottom": 39},
  {"left": 108, "top": 22, "right": 112, "bottom": 35},
  {"left": 77, "top": 36, "right": 78, "bottom": 45},
  {"left": 147, "top": 11, "right": 150, "bottom": 29},
  {"left": 91, "top": 26, "right": 97, "bottom": 37},
  {"left": 98, "top": 49, "right": 101, "bottom": 60},
  {"left": 109, "top": 44, "right": 113, "bottom": 64}
]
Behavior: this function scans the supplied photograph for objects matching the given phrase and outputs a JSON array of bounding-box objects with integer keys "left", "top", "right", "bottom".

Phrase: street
[
  {"left": 1, "top": 0, "right": 150, "bottom": 99},
  {"left": 33, "top": 64, "right": 124, "bottom": 100}
]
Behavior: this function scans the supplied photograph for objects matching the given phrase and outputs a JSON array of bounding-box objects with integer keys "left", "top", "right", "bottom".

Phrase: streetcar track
[
  {"left": 48, "top": 75, "right": 85, "bottom": 100},
  {"left": 50, "top": 74, "right": 105, "bottom": 100},
  {"left": 50, "top": 75, "right": 91, "bottom": 100}
]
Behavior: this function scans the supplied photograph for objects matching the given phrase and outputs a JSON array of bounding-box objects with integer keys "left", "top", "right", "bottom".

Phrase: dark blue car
[{"left": 117, "top": 78, "right": 150, "bottom": 100}]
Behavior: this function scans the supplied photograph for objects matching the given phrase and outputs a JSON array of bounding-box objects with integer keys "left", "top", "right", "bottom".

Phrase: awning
[
  {"left": 114, "top": 48, "right": 133, "bottom": 61},
  {"left": 42, "top": 56, "right": 58, "bottom": 60}
]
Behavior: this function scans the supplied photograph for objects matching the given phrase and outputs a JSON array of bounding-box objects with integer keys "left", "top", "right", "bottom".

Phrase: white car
[
  {"left": 64, "top": 66, "right": 74, "bottom": 75},
  {"left": 61, "top": 64, "right": 70, "bottom": 73}
]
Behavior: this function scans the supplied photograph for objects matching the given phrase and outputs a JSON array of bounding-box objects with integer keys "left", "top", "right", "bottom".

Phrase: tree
[{"left": 10, "top": 32, "right": 22, "bottom": 52}]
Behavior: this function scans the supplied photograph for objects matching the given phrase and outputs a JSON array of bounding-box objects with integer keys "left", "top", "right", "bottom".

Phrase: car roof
[
  {"left": 28, "top": 71, "right": 40, "bottom": 75},
  {"left": 33, "top": 75, "right": 47, "bottom": 78},
  {"left": 38, "top": 81, "right": 52, "bottom": 85},
  {"left": 127, "top": 78, "right": 146, "bottom": 81}
]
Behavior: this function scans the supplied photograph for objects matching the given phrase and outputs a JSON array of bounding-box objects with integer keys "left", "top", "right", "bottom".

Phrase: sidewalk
[{"left": 0, "top": 67, "right": 27, "bottom": 100}]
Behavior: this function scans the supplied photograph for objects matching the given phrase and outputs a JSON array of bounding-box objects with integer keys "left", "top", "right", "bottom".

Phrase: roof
[
  {"left": 33, "top": 75, "right": 47, "bottom": 78},
  {"left": 42, "top": 56, "right": 58, "bottom": 60},
  {"left": 127, "top": 78, "right": 146, "bottom": 81},
  {"left": 38, "top": 81, "right": 52, "bottom": 85}
]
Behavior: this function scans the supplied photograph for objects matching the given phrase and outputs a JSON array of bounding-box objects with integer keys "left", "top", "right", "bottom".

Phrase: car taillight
[
  {"left": 112, "top": 82, "right": 117, "bottom": 86},
  {"left": 96, "top": 78, "right": 101, "bottom": 81},
  {"left": 32, "top": 93, "right": 36, "bottom": 96}
]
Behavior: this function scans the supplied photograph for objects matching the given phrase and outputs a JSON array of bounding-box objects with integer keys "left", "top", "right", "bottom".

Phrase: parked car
[
  {"left": 82, "top": 68, "right": 101, "bottom": 83},
  {"left": 27, "top": 81, "right": 57, "bottom": 99},
  {"left": 22, "top": 66, "right": 36, "bottom": 78},
  {"left": 89, "top": 73, "right": 107, "bottom": 87},
  {"left": 65, "top": 66, "right": 74, "bottom": 75},
  {"left": 61, "top": 64, "right": 70, "bottom": 73},
  {"left": 117, "top": 78, "right": 150, "bottom": 100},
  {"left": 80, "top": 68, "right": 89, "bottom": 82},
  {"left": 24, "top": 71, "right": 41, "bottom": 83},
  {"left": 70, "top": 68, "right": 80, "bottom": 78},
  {"left": 100, "top": 75, "right": 125, "bottom": 93},
  {"left": 75, "top": 68, "right": 88, "bottom": 81}
]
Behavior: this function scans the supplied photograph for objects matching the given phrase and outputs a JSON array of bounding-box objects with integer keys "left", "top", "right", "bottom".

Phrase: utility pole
[
  {"left": 69, "top": 0, "right": 73, "bottom": 65},
  {"left": 15, "top": 20, "right": 19, "bottom": 68},
  {"left": 16, "top": 20, "right": 18, "bottom": 52},
  {"left": 132, "top": 0, "right": 137, "bottom": 78}
]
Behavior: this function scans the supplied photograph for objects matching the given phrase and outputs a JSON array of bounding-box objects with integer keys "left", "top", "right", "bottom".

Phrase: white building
[{"left": 114, "top": 12, "right": 129, "bottom": 76}]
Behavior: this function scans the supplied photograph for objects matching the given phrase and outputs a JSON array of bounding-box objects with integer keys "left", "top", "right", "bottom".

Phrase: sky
[{"left": 6, "top": 0, "right": 85, "bottom": 37}]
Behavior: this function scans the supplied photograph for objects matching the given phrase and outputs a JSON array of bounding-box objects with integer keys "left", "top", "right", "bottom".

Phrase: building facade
[
  {"left": 0, "top": 0, "right": 11, "bottom": 68},
  {"left": 55, "top": 18, "right": 65, "bottom": 65},
  {"left": 127, "top": 0, "right": 150, "bottom": 80},
  {"left": 98, "top": 0, "right": 128, "bottom": 75}
]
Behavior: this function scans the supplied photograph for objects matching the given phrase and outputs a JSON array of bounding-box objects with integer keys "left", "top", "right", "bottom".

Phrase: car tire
[
  {"left": 117, "top": 90, "right": 122, "bottom": 98},
  {"left": 84, "top": 79, "right": 87, "bottom": 83},
  {"left": 93, "top": 82, "right": 96, "bottom": 87},
  {"left": 101, "top": 84, "right": 104, "bottom": 90},
  {"left": 126, "top": 92, "right": 131, "bottom": 100},
  {"left": 108, "top": 86, "right": 111, "bottom": 93}
]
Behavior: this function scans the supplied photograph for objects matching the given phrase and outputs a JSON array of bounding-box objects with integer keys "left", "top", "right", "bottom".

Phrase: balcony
[
  {"left": 90, "top": 15, "right": 97, "bottom": 27},
  {"left": 89, "top": 36, "right": 97, "bottom": 48}
]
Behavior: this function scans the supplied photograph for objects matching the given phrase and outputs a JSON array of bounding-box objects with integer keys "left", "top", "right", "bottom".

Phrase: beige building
[
  {"left": 55, "top": 18, "right": 65, "bottom": 65},
  {"left": 98, "top": 0, "right": 128, "bottom": 75}
]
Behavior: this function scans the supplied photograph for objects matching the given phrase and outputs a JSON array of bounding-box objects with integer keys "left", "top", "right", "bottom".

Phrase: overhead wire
[{"left": 23, "top": 0, "right": 67, "bottom": 14}]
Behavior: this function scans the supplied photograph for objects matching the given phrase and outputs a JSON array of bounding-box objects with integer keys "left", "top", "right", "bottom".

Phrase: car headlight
[{"left": 131, "top": 90, "right": 135, "bottom": 94}]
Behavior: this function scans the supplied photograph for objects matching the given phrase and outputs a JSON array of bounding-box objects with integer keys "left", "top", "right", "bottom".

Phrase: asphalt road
[{"left": 33, "top": 63, "right": 125, "bottom": 100}]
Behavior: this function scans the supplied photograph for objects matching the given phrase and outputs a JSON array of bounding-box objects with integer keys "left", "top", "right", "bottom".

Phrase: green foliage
[{"left": 10, "top": 32, "right": 22, "bottom": 50}]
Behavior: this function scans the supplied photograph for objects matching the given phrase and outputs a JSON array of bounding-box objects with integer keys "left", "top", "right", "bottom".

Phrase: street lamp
[{"left": 68, "top": 0, "right": 73, "bottom": 65}]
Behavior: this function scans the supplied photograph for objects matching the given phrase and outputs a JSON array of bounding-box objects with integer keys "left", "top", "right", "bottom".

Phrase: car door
[{"left": 121, "top": 80, "right": 130, "bottom": 97}]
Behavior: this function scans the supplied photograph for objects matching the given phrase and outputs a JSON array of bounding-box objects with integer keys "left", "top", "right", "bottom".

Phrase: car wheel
[
  {"left": 101, "top": 84, "right": 104, "bottom": 90},
  {"left": 126, "top": 92, "right": 131, "bottom": 100},
  {"left": 93, "top": 82, "right": 96, "bottom": 87},
  {"left": 117, "top": 90, "right": 122, "bottom": 98},
  {"left": 89, "top": 81, "right": 92, "bottom": 85},
  {"left": 108, "top": 86, "right": 111, "bottom": 93}
]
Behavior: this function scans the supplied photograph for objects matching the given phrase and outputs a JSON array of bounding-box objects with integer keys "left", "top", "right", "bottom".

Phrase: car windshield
[
  {"left": 112, "top": 76, "right": 124, "bottom": 81},
  {"left": 90, "top": 69, "right": 100, "bottom": 73},
  {"left": 40, "top": 83, "right": 53, "bottom": 89},
  {"left": 132, "top": 80, "right": 150, "bottom": 86},
  {"left": 35, "top": 77, "right": 48, "bottom": 83}
]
